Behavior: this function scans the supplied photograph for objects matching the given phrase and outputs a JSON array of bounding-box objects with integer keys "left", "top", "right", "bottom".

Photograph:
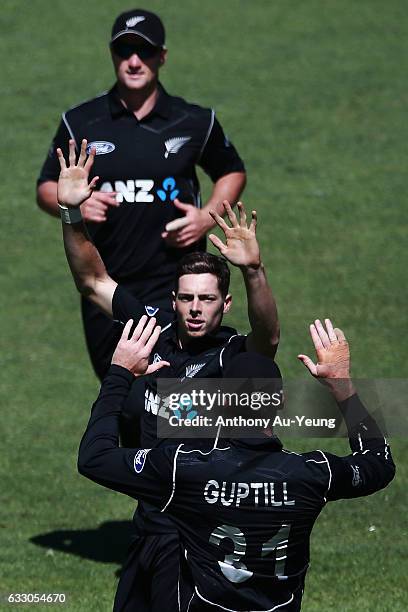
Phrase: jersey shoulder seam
[
  {"left": 167, "top": 92, "right": 212, "bottom": 115},
  {"left": 198, "top": 108, "right": 215, "bottom": 161},
  {"left": 63, "top": 90, "right": 109, "bottom": 115},
  {"left": 62, "top": 91, "right": 110, "bottom": 142}
]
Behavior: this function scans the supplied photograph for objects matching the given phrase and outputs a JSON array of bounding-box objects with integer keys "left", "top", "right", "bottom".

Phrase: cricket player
[
  {"left": 78, "top": 316, "right": 395, "bottom": 610},
  {"left": 37, "top": 8, "right": 246, "bottom": 380}
]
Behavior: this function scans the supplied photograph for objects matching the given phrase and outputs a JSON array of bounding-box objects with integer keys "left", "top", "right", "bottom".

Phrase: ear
[
  {"left": 223, "top": 294, "right": 232, "bottom": 314},
  {"left": 159, "top": 48, "right": 167, "bottom": 66},
  {"left": 172, "top": 290, "right": 176, "bottom": 311}
]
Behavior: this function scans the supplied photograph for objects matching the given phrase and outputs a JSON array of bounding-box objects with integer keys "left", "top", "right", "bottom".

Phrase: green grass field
[{"left": 1, "top": 1, "right": 407, "bottom": 610}]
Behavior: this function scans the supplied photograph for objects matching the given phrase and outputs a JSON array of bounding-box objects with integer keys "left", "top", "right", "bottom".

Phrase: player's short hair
[{"left": 176, "top": 252, "right": 230, "bottom": 297}]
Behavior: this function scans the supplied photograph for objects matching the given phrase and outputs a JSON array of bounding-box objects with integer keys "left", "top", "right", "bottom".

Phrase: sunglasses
[{"left": 111, "top": 40, "right": 160, "bottom": 60}]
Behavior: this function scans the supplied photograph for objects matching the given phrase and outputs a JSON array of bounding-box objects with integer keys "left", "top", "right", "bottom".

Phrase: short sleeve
[
  {"left": 219, "top": 335, "right": 247, "bottom": 370},
  {"left": 112, "top": 285, "right": 174, "bottom": 328},
  {"left": 37, "top": 118, "right": 72, "bottom": 185},
  {"left": 112, "top": 285, "right": 148, "bottom": 324},
  {"left": 198, "top": 114, "right": 245, "bottom": 182}
]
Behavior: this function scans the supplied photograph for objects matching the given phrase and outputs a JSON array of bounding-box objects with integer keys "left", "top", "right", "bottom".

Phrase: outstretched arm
[
  {"left": 78, "top": 316, "right": 171, "bottom": 500},
  {"left": 299, "top": 319, "right": 395, "bottom": 499},
  {"left": 57, "top": 139, "right": 117, "bottom": 317},
  {"left": 209, "top": 201, "right": 279, "bottom": 358}
]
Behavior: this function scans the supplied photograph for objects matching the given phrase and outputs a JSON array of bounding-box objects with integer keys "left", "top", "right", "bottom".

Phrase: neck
[
  {"left": 117, "top": 81, "right": 160, "bottom": 120},
  {"left": 177, "top": 330, "right": 190, "bottom": 350},
  {"left": 177, "top": 331, "right": 207, "bottom": 351}
]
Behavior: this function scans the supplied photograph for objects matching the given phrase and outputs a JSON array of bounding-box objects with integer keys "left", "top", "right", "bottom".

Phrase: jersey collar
[
  {"left": 108, "top": 82, "right": 171, "bottom": 120},
  {"left": 164, "top": 324, "right": 239, "bottom": 352}
]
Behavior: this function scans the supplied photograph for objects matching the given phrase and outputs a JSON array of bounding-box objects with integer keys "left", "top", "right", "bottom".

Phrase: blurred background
[{"left": 1, "top": 1, "right": 406, "bottom": 609}]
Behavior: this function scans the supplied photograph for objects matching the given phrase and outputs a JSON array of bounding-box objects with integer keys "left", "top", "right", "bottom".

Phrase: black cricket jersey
[
  {"left": 112, "top": 284, "right": 247, "bottom": 449},
  {"left": 79, "top": 366, "right": 395, "bottom": 612},
  {"left": 38, "top": 83, "right": 245, "bottom": 295},
  {"left": 113, "top": 282, "right": 246, "bottom": 550}
]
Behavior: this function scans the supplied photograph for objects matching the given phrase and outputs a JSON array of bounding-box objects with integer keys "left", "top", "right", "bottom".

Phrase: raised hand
[
  {"left": 111, "top": 316, "right": 170, "bottom": 377},
  {"left": 298, "top": 319, "right": 351, "bottom": 381},
  {"left": 208, "top": 201, "right": 260, "bottom": 268},
  {"left": 57, "top": 139, "right": 99, "bottom": 208}
]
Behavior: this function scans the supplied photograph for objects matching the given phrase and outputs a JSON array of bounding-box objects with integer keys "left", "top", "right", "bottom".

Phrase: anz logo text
[{"left": 99, "top": 177, "right": 180, "bottom": 203}]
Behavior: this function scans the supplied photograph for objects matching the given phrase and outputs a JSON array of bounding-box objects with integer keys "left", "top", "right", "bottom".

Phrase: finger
[
  {"left": 84, "top": 146, "right": 96, "bottom": 173},
  {"left": 131, "top": 315, "right": 148, "bottom": 342},
  {"left": 325, "top": 319, "right": 338, "bottom": 343},
  {"left": 165, "top": 217, "right": 189, "bottom": 232},
  {"left": 139, "top": 316, "right": 157, "bottom": 345},
  {"left": 237, "top": 201, "right": 247, "bottom": 228},
  {"left": 68, "top": 139, "right": 76, "bottom": 167},
  {"left": 56, "top": 148, "right": 67, "bottom": 170},
  {"left": 78, "top": 139, "right": 87, "bottom": 167},
  {"left": 209, "top": 209, "right": 229, "bottom": 232},
  {"left": 121, "top": 319, "right": 134, "bottom": 341},
  {"left": 92, "top": 191, "right": 118, "bottom": 202},
  {"left": 89, "top": 176, "right": 100, "bottom": 191},
  {"left": 297, "top": 354, "right": 318, "bottom": 376},
  {"left": 91, "top": 216, "right": 107, "bottom": 223},
  {"left": 82, "top": 209, "right": 107, "bottom": 222},
  {"left": 334, "top": 327, "right": 347, "bottom": 343},
  {"left": 83, "top": 200, "right": 108, "bottom": 214},
  {"left": 249, "top": 210, "right": 257, "bottom": 233},
  {"left": 173, "top": 198, "right": 191, "bottom": 211},
  {"left": 309, "top": 323, "right": 324, "bottom": 351},
  {"left": 144, "top": 325, "right": 162, "bottom": 353},
  {"left": 92, "top": 192, "right": 120, "bottom": 207},
  {"left": 106, "top": 195, "right": 120, "bottom": 206},
  {"left": 314, "top": 319, "right": 331, "bottom": 349},
  {"left": 208, "top": 234, "right": 227, "bottom": 254},
  {"left": 165, "top": 228, "right": 183, "bottom": 239},
  {"left": 89, "top": 214, "right": 107, "bottom": 223},
  {"left": 146, "top": 360, "right": 170, "bottom": 374},
  {"left": 173, "top": 228, "right": 194, "bottom": 240},
  {"left": 223, "top": 200, "right": 239, "bottom": 227}
]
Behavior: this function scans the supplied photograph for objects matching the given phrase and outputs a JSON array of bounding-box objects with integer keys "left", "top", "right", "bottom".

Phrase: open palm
[
  {"left": 111, "top": 316, "right": 170, "bottom": 376},
  {"left": 298, "top": 319, "right": 350, "bottom": 380},
  {"left": 209, "top": 201, "right": 260, "bottom": 268},
  {"left": 57, "top": 139, "right": 99, "bottom": 207}
]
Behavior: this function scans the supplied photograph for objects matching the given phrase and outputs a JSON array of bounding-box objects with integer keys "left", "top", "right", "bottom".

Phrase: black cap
[{"left": 111, "top": 9, "right": 166, "bottom": 48}]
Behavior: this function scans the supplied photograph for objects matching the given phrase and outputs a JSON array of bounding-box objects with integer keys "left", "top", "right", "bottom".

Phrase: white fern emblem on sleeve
[{"left": 164, "top": 136, "right": 191, "bottom": 158}]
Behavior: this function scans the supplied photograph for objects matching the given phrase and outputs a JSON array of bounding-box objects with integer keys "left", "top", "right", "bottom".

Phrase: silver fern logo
[
  {"left": 185, "top": 363, "right": 205, "bottom": 378},
  {"left": 126, "top": 16, "right": 146, "bottom": 27},
  {"left": 351, "top": 464, "right": 362, "bottom": 487},
  {"left": 164, "top": 136, "right": 191, "bottom": 158}
]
